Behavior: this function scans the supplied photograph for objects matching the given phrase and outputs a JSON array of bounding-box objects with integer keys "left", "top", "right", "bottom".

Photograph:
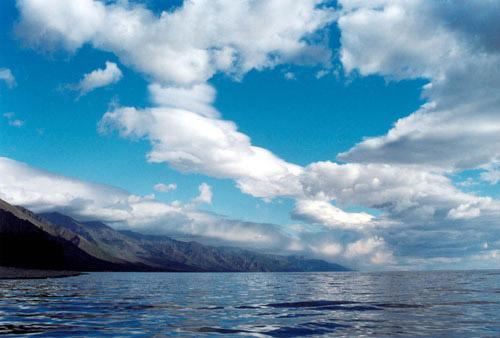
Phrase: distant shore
[{"left": 0, "top": 266, "right": 81, "bottom": 279}]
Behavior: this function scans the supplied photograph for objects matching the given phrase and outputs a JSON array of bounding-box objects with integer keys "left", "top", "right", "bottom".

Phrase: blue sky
[{"left": 1, "top": 0, "right": 499, "bottom": 270}]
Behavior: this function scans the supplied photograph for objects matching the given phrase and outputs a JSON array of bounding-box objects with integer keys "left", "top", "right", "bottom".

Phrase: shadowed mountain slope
[{"left": 0, "top": 199, "right": 146, "bottom": 271}]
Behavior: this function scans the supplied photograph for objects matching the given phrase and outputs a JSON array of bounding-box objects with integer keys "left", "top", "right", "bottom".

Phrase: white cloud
[
  {"left": 149, "top": 83, "right": 218, "bottom": 117},
  {"left": 16, "top": 0, "right": 106, "bottom": 50},
  {"left": 99, "top": 105, "right": 303, "bottom": 199},
  {"left": 310, "top": 242, "right": 343, "bottom": 257},
  {"left": 345, "top": 236, "right": 394, "bottom": 265},
  {"left": 153, "top": 182, "right": 177, "bottom": 193},
  {"left": 337, "top": 0, "right": 500, "bottom": 175},
  {"left": 3, "top": 112, "right": 24, "bottom": 128},
  {"left": 77, "top": 61, "right": 122, "bottom": 96},
  {"left": 293, "top": 199, "right": 374, "bottom": 229},
  {"left": 447, "top": 203, "right": 481, "bottom": 220},
  {"left": 0, "top": 68, "right": 16, "bottom": 88},
  {"left": 300, "top": 161, "right": 499, "bottom": 224},
  {"left": 0, "top": 156, "right": 134, "bottom": 222},
  {"left": 338, "top": 0, "right": 458, "bottom": 80},
  {"left": 17, "top": 0, "right": 334, "bottom": 86},
  {"left": 193, "top": 183, "right": 212, "bottom": 204}
]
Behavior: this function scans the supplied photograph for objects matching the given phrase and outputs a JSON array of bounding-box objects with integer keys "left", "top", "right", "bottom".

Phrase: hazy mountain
[{"left": 0, "top": 198, "right": 348, "bottom": 272}]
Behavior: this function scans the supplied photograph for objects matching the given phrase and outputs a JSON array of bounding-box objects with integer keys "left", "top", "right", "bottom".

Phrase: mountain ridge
[{"left": 0, "top": 198, "right": 349, "bottom": 272}]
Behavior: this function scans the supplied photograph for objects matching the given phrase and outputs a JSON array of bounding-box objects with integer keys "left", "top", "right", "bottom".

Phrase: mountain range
[{"left": 0, "top": 198, "right": 348, "bottom": 272}]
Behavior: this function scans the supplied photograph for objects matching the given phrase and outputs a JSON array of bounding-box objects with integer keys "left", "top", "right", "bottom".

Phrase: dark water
[{"left": 0, "top": 270, "right": 499, "bottom": 337}]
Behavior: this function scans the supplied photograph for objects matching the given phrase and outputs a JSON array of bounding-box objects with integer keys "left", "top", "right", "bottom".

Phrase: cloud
[
  {"left": 0, "top": 68, "right": 16, "bottom": 88},
  {"left": 337, "top": 0, "right": 500, "bottom": 176},
  {"left": 153, "top": 182, "right": 177, "bottom": 193},
  {"left": 149, "top": 83, "right": 218, "bottom": 117},
  {"left": 99, "top": 105, "right": 303, "bottom": 199},
  {"left": 300, "top": 161, "right": 500, "bottom": 224},
  {"left": 345, "top": 236, "right": 394, "bottom": 265},
  {"left": 0, "top": 156, "right": 140, "bottom": 222},
  {"left": 292, "top": 199, "right": 374, "bottom": 230},
  {"left": 77, "top": 61, "right": 122, "bottom": 96},
  {"left": 447, "top": 204, "right": 481, "bottom": 220},
  {"left": 17, "top": 0, "right": 334, "bottom": 86},
  {"left": 3, "top": 112, "right": 24, "bottom": 128},
  {"left": 193, "top": 183, "right": 212, "bottom": 204},
  {"left": 310, "top": 242, "right": 344, "bottom": 257},
  {"left": 15, "top": 0, "right": 106, "bottom": 50}
]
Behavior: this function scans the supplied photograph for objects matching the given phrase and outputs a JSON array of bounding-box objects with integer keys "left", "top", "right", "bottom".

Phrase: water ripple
[{"left": 0, "top": 270, "right": 499, "bottom": 336}]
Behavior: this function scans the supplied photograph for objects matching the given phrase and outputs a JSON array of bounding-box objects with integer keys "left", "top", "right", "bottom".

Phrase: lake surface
[{"left": 0, "top": 270, "right": 499, "bottom": 337}]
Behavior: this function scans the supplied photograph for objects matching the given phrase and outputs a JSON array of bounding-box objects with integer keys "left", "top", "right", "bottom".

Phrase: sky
[{"left": 0, "top": 0, "right": 499, "bottom": 270}]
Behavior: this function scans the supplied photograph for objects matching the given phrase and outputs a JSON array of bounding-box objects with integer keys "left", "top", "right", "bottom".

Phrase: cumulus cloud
[
  {"left": 76, "top": 61, "right": 122, "bottom": 96},
  {"left": 447, "top": 204, "right": 481, "bottom": 220},
  {"left": 337, "top": 0, "right": 500, "bottom": 177},
  {"left": 300, "top": 161, "right": 500, "bottom": 224},
  {"left": 149, "top": 83, "right": 218, "bottom": 117},
  {"left": 292, "top": 199, "right": 374, "bottom": 229},
  {"left": 0, "top": 68, "right": 16, "bottom": 88},
  {"left": 99, "top": 105, "right": 303, "bottom": 199},
  {"left": 345, "top": 236, "right": 394, "bottom": 265},
  {"left": 193, "top": 183, "right": 212, "bottom": 204},
  {"left": 153, "top": 182, "right": 177, "bottom": 193},
  {"left": 16, "top": 0, "right": 334, "bottom": 86}
]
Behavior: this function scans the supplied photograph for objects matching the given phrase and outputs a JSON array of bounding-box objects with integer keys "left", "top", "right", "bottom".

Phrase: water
[{"left": 0, "top": 270, "right": 499, "bottom": 337}]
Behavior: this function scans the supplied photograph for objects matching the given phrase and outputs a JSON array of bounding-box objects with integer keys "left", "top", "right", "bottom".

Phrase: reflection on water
[{"left": 0, "top": 270, "right": 499, "bottom": 336}]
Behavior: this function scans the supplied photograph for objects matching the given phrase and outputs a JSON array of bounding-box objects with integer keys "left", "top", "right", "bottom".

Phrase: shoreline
[{"left": 0, "top": 266, "right": 81, "bottom": 280}]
